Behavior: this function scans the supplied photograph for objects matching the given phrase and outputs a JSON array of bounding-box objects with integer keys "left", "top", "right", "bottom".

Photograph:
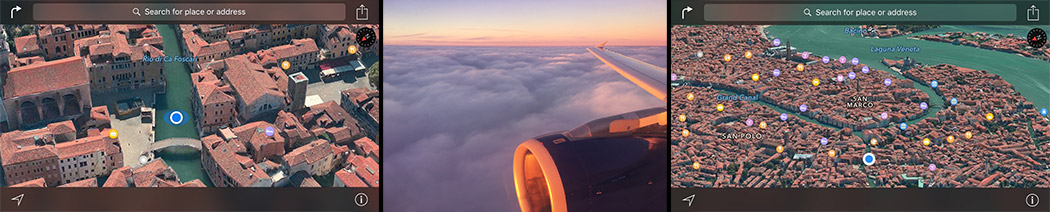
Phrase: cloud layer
[{"left": 383, "top": 46, "right": 666, "bottom": 211}]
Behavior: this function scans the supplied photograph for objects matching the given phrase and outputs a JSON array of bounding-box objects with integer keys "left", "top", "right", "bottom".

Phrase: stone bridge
[{"left": 149, "top": 138, "right": 202, "bottom": 152}]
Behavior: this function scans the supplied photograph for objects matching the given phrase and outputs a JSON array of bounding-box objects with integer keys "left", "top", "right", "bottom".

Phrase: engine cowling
[{"left": 513, "top": 107, "right": 667, "bottom": 212}]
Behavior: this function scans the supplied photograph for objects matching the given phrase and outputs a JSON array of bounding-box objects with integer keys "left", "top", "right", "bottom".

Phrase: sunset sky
[{"left": 385, "top": 0, "right": 666, "bottom": 46}]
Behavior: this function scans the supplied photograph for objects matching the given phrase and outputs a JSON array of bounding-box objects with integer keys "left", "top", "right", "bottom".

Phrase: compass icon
[{"left": 1028, "top": 28, "right": 1046, "bottom": 48}]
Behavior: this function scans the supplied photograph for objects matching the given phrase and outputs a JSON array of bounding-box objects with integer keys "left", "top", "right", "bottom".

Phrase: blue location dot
[
  {"left": 773, "top": 69, "right": 781, "bottom": 77},
  {"left": 950, "top": 98, "right": 958, "bottom": 106},
  {"left": 820, "top": 137, "right": 828, "bottom": 145},
  {"left": 773, "top": 38, "right": 781, "bottom": 47},
  {"left": 167, "top": 110, "right": 185, "bottom": 126},
  {"left": 862, "top": 66, "right": 870, "bottom": 73},
  {"left": 930, "top": 80, "right": 938, "bottom": 88},
  {"left": 822, "top": 56, "right": 830, "bottom": 64},
  {"left": 1041, "top": 108, "right": 1048, "bottom": 116},
  {"left": 883, "top": 78, "right": 892, "bottom": 86},
  {"left": 899, "top": 122, "right": 908, "bottom": 130},
  {"left": 920, "top": 102, "right": 928, "bottom": 110},
  {"left": 799, "top": 104, "right": 808, "bottom": 112},
  {"left": 848, "top": 72, "right": 856, "bottom": 79},
  {"left": 264, "top": 126, "right": 275, "bottom": 137},
  {"left": 780, "top": 113, "right": 788, "bottom": 121},
  {"left": 862, "top": 153, "right": 876, "bottom": 166}
]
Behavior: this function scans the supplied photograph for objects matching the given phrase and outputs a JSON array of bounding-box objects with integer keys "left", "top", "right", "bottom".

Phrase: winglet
[{"left": 596, "top": 41, "right": 608, "bottom": 49}]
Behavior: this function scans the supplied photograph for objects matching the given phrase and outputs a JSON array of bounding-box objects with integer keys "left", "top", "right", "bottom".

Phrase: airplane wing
[{"left": 587, "top": 43, "right": 667, "bottom": 102}]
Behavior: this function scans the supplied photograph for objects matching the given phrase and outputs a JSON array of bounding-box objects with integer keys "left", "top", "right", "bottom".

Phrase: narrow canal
[{"left": 154, "top": 24, "right": 212, "bottom": 186}]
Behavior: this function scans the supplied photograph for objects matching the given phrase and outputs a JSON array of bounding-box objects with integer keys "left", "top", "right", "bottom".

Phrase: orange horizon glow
[
  {"left": 386, "top": 26, "right": 665, "bottom": 46},
  {"left": 385, "top": 0, "right": 665, "bottom": 46}
]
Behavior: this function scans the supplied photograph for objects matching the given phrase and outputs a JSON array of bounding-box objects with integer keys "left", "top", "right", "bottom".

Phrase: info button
[
  {"left": 1025, "top": 193, "right": 1039, "bottom": 208},
  {"left": 355, "top": 193, "right": 368, "bottom": 207}
]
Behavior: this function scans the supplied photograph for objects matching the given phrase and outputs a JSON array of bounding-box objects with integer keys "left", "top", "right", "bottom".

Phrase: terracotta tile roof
[
  {"left": 12, "top": 56, "right": 45, "bottom": 67},
  {"left": 232, "top": 121, "right": 285, "bottom": 158},
  {"left": 326, "top": 127, "right": 354, "bottom": 144},
  {"left": 90, "top": 106, "right": 110, "bottom": 122},
  {"left": 353, "top": 137, "right": 379, "bottom": 158},
  {"left": 182, "top": 30, "right": 231, "bottom": 58},
  {"left": 335, "top": 169, "right": 368, "bottom": 187},
  {"left": 283, "top": 139, "right": 332, "bottom": 167},
  {"left": 132, "top": 159, "right": 180, "bottom": 187},
  {"left": 223, "top": 56, "right": 287, "bottom": 107},
  {"left": 226, "top": 29, "right": 254, "bottom": 40},
  {"left": 298, "top": 177, "right": 321, "bottom": 187},
  {"left": 3, "top": 56, "right": 89, "bottom": 98},
  {"left": 368, "top": 100, "right": 379, "bottom": 123},
  {"left": 205, "top": 136, "right": 271, "bottom": 187},
  {"left": 178, "top": 179, "right": 207, "bottom": 187},
  {"left": 305, "top": 101, "right": 358, "bottom": 130},
  {"left": 331, "top": 144, "right": 350, "bottom": 158},
  {"left": 103, "top": 166, "right": 133, "bottom": 187},
  {"left": 260, "top": 38, "right": 318, "bottom": 61},
  {"left": 55, "top": 135, "right": 106, "bottom": 160},
  {"left": 341, "top": 87, "right": 375, "bottom": 106},
  {"left": 13, "top": 35, "right": 39, "bottom": 54},
  {"left": 47, "top": 120, "right": 76, "bottom": 135},
  {"left": 1, "top": 128, "right": 60, "bottom": 166},
  {"left": 10, "top": 178, "right": 47, "bottom": 187},
  {"left": 58, "top": 178, "right": 97, "bottom": 187},
  {"left": 346, "top": 154, "right": 379, "bottom": 187},
  {"left": 275, "top": 110, "right": 311, "bottom": 142},
  {"left": 193, "top": 71, "right": 235, "bottom": 106}
]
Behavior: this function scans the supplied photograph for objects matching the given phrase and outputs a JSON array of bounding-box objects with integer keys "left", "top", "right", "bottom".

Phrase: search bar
[
  {"left": 32, "top": 3, "right": 346, "bottom": 22},
  {"left": 694, "top": 3, "right": 1020, "bottom": 23}
]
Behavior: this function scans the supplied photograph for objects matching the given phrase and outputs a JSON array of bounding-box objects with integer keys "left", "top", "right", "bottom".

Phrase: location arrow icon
[{"left": 11, "top": 193, "right": 24, "bottom": 206}]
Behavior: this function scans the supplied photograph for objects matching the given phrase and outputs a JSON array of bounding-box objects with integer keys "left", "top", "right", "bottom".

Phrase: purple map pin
[
  {"left": 746, "top": 119, "right": 754, "bottom": 126},
  {"left": 851, "top": 57, "right": 859, "bottom": 65},
  {"left": 836, "top": 75, "right": 844, "bottom": 82},
  {"left": 838, "top": 56, "right": 846, "bottom": 64},
  {"left": 884, "top": 78, "right": 892, "bottom": 86},
  {"left": 780, "top": 113, "right": 788, "bottom": 121},
  {"left": 920, "top": 102, "right": 928, "bottom": 110},
  {"left": 671, "top": 73, "right": 677, "bottom": 81},
  {"left": 862, "top": 66, "right": 870, "bottom": 73},
  {"left": 880, "top": 112, "right": 889, "bottom": 120},
  {"left": 264, "top": 126, "right": 275, "bottom": 137},
  {"left": 848, "top": 71, "right": 856, "bottom": 79},
  {"left": 800, "top": 104, "right": 808, "bottom": 112},
  {"left": 773, "top": 38, "right": 781, "bottom": 46},
  {"left": 820, "top": 137, "right": 828, "bottom": 145},
  {"left": 822, "top": 56, "right": 830, "bottom": 64},
  {"left": 802, "top": 52, "right": 810, "bottom": 59},
  {"left": 928, "top": 164, "right": 937, "bottom": 171},
  {"left": 773, "top": 69, "right": 781, "bottom": 77}
]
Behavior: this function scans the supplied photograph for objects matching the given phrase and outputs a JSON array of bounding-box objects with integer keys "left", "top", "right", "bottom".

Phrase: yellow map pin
[{"left": 347, "top": 45, "right": 358, "bottom": 55}]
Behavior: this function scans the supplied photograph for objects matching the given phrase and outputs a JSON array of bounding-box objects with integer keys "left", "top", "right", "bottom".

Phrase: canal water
[{"left": 154, "top": 24, "right": 212, "bottom": 186}]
